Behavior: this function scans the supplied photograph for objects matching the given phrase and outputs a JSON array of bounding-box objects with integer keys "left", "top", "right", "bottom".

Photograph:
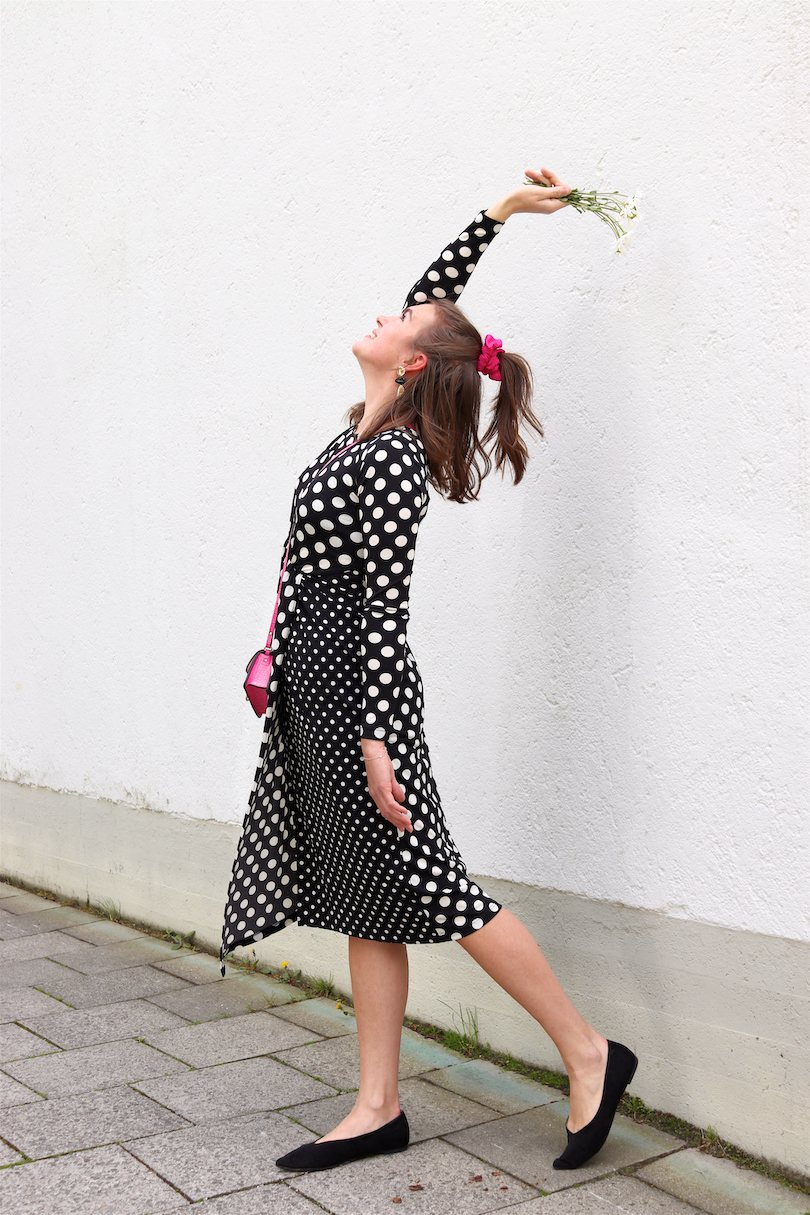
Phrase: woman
[{"left": 220, "top": 167, "right": 638, "bottom": 1173}]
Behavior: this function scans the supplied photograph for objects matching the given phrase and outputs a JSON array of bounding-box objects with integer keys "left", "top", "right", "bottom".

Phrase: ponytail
[{"left": 480, "top": 350, "right": 541, "bottom": 486}]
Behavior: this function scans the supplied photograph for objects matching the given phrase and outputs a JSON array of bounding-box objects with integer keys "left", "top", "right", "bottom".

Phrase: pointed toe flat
[
  {"left": 553, "top": 1040, "right": 638, "bottom": 1170},
  {"left": 276, "top": 1110, "right": 410, "bottom": 1172}
]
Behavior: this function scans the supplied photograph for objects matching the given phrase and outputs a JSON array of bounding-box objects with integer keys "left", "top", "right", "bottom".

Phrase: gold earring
[{"left": 395, "top": 367, "right": 407, "bottom": 397}]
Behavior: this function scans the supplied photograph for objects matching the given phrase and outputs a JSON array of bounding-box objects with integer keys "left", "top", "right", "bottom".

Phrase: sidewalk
[{"left": 0, "top": 879, "right": 804, "bottom": 1215}]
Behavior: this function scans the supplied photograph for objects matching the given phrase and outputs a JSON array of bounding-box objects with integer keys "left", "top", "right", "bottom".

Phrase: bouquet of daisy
[{"left": 525, "top": 176, "right": 643, "bottom": 253}]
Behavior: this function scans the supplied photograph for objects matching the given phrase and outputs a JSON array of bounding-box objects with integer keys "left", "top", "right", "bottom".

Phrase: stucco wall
[{"left": 2, "top": 1, "right": 808, "bottom": 944}]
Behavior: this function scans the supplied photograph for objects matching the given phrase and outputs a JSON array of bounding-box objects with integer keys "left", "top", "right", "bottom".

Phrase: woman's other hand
[
  {"left": 361, "top": 743, "right": 413, "bottom": 833},
  {"left": 486, "top": 166, "right": 571, "bottom": 223}
]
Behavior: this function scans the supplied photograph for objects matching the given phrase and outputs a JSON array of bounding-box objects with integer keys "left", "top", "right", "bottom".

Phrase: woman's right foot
[
  {"left": 316, "top": 1102, "right": 402, "bottom": 1142},
  {"left": 275, "top": 1110, "right": 409, "bottom": 1172}
]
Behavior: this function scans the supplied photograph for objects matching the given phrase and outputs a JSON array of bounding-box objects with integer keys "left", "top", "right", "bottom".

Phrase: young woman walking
[{"left": 220, "top": 166, "right": 638, "bottom": 1173}]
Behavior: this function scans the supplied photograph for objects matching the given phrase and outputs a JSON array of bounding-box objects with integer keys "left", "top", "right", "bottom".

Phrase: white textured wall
[{"left": 2, "top": 2, "right": 807, "bottom": 943}]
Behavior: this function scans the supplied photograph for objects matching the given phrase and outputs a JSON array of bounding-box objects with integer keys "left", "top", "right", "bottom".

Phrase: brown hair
[{"left": 348, "top": 299, "right": 543, "bottom": 503}]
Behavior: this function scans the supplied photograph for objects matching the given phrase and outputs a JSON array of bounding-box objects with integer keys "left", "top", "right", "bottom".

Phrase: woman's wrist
[
  {"left": 361, "top": 738, "right": 388, "bottom": 761},
  {"left": 485, "top": 192, "right": 517, "bottom": 223}
]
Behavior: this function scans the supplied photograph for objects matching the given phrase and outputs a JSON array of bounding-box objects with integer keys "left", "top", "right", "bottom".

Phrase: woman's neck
[{"left": 355, "top": 366, "right": 397, "bottom": 439}]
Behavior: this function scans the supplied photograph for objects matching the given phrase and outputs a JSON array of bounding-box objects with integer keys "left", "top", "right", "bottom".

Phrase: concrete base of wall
[{"left": 1, "top": 779, "right": 807, "bottom": 1175}]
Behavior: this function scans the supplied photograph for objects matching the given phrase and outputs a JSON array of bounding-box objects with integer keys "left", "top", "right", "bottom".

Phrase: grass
[{"left": 6, "top": 876, "right": 809, "bottom": 1195}]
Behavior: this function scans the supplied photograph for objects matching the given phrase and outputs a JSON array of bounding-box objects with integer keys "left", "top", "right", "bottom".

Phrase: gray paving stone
[
  {"left": 289, "top": 1136, "right": 541, "bottom": 1213},
  {"left": 19, "top": 996, "right": 190, "bottom": 1048},
  {"left": 0, "top": 1070, "right": 45, "bottom": 1107},
  {"left": 152, "top": 952, "right": 246, "bottom": 983},
  {"left": 57, "top": 936, "right": 197, "bottom": 975},
  {"left": 0, "top": 985, "right": 69, "bottom": 1024},
  {"left": 273, "top": 1030, "right": 463, "bottom": 1093},
  {"left": 634, "top": 1148, "right": 810, "bottom": 1214},
  {"left": 0, "top": 1140, "right": 26, "bottom": 1165},
  {"left": 0, "top": 928, "right": 102, "bottom": 964},
  {"left": 31, "top": 961, "right": 195, "bottom": 1008},
  {"left": 504, "top": 1173, "right": 706, "bottom": 1212},
  {"left": 284, "top": 1075, "right": 501, "bottom": 1144},
  {"left": 0, "top": 955, "right": 91, "bottom": 993},
  {"left": 267, "top": 995, "right": 359, "bottom": 1038},
  {"left": 0, "top": 905, "right": 104, "bottom": 938},
  {"left": 1, "top": 1082, "right": 191, "bottom": 1158},
  {"left": 143, "top": 1009, "right": 322, "bottom": 1067},
  {"left": 146, "top": 972, "right": 305, "bottom": 1022},
  {"left": 444, "top": 1101, "right": 685, "bottom": 1192},
  {"left": 158, "top": 1184, "right": 327, "bottom": 1215},
  {"left": 0, "top": 1021, "right": 61, "bottom": 1062},
  {"left": 61, "top": 919, "right": 147, "bottom": 945},
  {"left": 0, "top": 1141, "right": 185, "bottom": 1214},
  {"left": 0, "top": 880, "right": 22, "bottom": 897},
  {"left": 123, "top": 1109, "right": 321, "bottom": 1201},
  {"left": 425, "top": 1059, "right": 564, "bottom": 1115},
  {"left": 1, "top": 892, "right": 61, "bottom": 914},
  {"left": 400, "top": 1026, "right": 468, "bottom": 1073},
  {"left": 3, "top": 1037, "right": 190, "bottom": 1098},
  {"left": 133, "top": 1054, "right": 336, "bottom": 1124}
]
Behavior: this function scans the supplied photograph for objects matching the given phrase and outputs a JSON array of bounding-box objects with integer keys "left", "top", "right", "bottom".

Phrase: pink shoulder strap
[{"left": 260, "top": 436, "right": 361, "bottom": 653}]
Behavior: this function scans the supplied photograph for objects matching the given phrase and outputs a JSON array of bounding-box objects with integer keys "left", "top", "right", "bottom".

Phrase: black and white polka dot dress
[{"left": 220, "top": 210, "right": 505, "bottom": 974}]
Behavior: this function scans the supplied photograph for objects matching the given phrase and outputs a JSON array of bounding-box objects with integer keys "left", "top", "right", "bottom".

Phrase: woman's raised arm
[{"left": 403, "top": 166, "right": 571, "bottom": 309}]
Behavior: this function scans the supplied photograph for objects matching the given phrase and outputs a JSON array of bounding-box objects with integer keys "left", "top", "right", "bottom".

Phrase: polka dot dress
[{"left": 220, "top": 211, "right": 505, "bottom": 973}]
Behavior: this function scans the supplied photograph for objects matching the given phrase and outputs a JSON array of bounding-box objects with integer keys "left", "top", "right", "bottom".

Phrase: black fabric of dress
[{"left": 220, "top": 210, "right": 504, "bottom": 974}]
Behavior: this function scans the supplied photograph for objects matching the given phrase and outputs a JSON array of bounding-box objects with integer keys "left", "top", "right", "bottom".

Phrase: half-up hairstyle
[{"left": 348, "top": 299, "right": 543, "bottom": 503}]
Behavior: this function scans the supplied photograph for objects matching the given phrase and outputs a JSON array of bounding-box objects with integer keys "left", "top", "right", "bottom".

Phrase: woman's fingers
[{"left": 364, "top": 756, "right": 412, "bottom": 829}]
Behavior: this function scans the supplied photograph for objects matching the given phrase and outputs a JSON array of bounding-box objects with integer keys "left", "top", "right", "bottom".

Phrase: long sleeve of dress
[
  {"left": 357, "top": 430, "right": 429, "bottom": 742},
  {"left": 403, "top": 209, "right": 504, "bottom": 309}
]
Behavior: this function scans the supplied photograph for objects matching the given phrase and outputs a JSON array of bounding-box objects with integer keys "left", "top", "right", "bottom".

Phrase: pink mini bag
[
  {"left": 243, "top": 438, "right": 358, "bottom": 718},
  {"left": 243, "top": 539, "right": 292, "bottom": 717}
]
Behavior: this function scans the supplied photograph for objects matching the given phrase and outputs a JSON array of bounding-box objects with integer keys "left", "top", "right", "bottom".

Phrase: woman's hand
[
  {"left": 486, "top": 166, "right": 572, "bottom": 223},
  {"left": 361, "top": 742, "right": 413, "bottom": 834}
]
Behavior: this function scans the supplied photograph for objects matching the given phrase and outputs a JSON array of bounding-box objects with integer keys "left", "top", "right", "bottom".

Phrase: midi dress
[{"left": 220, "top": 208, "right": 506, "bottom": 975}]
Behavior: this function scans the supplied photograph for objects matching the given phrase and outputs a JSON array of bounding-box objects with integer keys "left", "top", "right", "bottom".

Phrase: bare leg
[
  {"left": 317, "top": 938, "right": 407, "bottom": 1141},
  {"left": 458, "top": 906, "right": 609, "bottom": 1132}
]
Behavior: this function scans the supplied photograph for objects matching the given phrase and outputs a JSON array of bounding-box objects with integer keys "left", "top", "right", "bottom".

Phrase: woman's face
[{"left": 351, "top": 303, "right": 437, "bottom": 373}]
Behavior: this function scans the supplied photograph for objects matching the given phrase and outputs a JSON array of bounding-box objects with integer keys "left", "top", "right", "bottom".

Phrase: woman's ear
[{"left": 406, "top": 350, "right": 428, "bottom": 373}]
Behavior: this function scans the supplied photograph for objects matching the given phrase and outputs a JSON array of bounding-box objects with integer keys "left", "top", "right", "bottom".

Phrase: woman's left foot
[
  {"left": 553, "top": 1041, "right": 638, "bottom": 1170},
  {"left": 276, "top": 1110, "right": 409, "bottom": 1172}
]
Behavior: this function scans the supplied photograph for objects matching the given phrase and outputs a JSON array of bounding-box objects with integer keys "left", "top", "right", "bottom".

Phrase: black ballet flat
[
  {"left": 553, "top": 1040, "right": 638, "bottom": 1170},
  {"left": 275, "top": 1110, "right": 409, "bottom": 1172}
]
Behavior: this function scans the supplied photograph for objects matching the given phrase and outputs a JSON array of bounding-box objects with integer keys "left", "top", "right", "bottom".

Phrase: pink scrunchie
[{"left": 477, "top": 334, "right": 503, "bottom": 381}]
